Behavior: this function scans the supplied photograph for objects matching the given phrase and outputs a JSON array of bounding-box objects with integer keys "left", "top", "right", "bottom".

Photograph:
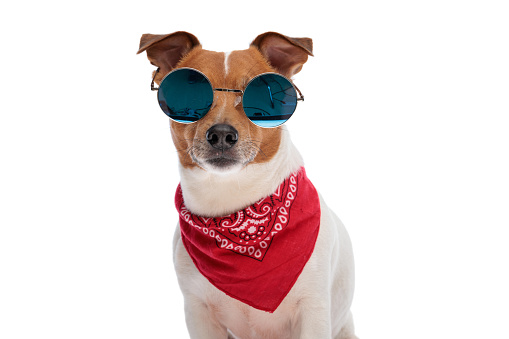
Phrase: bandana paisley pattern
[{"left": 177, "top": 172, "right": 298, "bottom": 261}]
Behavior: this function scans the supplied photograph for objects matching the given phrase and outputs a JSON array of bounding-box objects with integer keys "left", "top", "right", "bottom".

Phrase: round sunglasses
[{"left": 150, "top": 67, "right": 304, "bottom": 128}]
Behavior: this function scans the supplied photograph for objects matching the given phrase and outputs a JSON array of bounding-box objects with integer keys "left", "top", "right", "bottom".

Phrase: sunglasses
[{"left": 150, "top": 67, "right": 304, "bottom": 128}]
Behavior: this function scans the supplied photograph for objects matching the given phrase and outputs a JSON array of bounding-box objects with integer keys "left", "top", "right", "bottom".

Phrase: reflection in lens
[
  {"left": 243, "top": 74, "right": 298, "bottom": 128},
  {"left": 157, "top": 68, "right": 214, "bottom": 123}
]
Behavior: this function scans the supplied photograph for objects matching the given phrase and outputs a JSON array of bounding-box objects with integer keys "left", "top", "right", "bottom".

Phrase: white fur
[
  {"left": 173, "top": 129, "right": 358, "bottom": 338},
  {"left": 234, "top": 95, "right": 242, "bottom": 107},
  {"left": 224, "top": 51, "right": 231, "bottom": 76}
]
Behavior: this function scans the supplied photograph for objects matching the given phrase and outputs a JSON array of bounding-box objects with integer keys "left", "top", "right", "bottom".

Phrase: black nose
[{"left": 206, "top": 124, "right": 239, "bottom": 149}]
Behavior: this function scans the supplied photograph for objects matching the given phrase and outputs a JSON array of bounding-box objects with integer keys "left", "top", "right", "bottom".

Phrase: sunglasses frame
[{"left": 150, "top": 67, "right": 304, "bottom": 127}]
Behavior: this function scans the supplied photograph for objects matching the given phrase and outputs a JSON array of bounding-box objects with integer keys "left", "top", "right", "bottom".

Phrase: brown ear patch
[
  {"left": 251, "top": 32, "right": 313, "bottom": 77},
  {"left": 137, "top": 31, "right": 201, "bottom": 75}
]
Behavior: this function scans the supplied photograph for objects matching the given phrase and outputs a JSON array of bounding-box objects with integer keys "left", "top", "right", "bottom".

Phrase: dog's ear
[
  {"left": 137, "top": 31, "right": 200, "bottom": 73},
  {"left": 251, "top": 32, "right": 313, "bottom": 77}
]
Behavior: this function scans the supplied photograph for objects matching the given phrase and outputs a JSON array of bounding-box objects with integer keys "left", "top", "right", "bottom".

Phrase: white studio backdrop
[{"left": 1, "top": 1, "right": 508, "bottom": 338}]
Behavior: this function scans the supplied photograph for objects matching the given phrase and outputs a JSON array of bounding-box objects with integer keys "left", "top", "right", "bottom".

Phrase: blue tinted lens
[
  {"left": 242, "top": 73, "right": 298, "bottom": 128},
  {"left": 157, "top": 68, "right": 213, "bottom": 123}
]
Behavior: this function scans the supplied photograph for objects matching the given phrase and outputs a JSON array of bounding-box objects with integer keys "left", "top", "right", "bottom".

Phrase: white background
[{"left": 1, "top": 0, "right": 508, "bottom": 338}]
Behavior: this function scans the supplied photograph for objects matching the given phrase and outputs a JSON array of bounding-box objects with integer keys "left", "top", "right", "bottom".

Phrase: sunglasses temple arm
[
  {"left": 294, "top": 84, "right": 304, "bottom": 102},
  {"left": 151, "top": 68, "right": 160, "bottom": 91}
]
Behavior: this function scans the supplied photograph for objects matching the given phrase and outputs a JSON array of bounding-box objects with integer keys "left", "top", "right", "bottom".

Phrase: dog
[{"left": 138, "top": 31, "right": 357, "bottom": 339}]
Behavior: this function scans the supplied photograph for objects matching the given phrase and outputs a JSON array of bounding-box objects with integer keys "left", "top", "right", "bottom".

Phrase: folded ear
[
  {"left": 137, "top": 31, "right": 200, "bottom": 74},
  {"left": 251, "top": 32, "right": 313, "bottom": 77}
]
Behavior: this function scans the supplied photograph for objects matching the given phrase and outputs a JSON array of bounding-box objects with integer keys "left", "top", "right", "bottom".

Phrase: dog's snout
[{"left": 206, "top": 124, "right": 238, "bottom": 149}]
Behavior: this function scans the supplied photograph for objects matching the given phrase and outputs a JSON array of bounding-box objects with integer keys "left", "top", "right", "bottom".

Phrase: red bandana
[{"left": 175, "top": 168, "right": 321, "bottom": 313}]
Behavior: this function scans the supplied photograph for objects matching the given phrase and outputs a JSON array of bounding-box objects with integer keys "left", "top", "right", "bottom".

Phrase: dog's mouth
[
  {"left": 207, "top": 155, "right": 238, "bottom": 165},
  {"left": 189, "top": 143, "right": 258, "bottom": 174},
  {"left": 198, "top": 154, "right": 249, "bottom": 174},
  {"left": 205, "top": 155, "right": 241, "bottom": 169}
]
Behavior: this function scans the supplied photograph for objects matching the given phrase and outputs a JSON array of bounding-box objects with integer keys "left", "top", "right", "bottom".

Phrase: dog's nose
[{"left": 206, "top": 124, "right": 238, "bottom": 149}]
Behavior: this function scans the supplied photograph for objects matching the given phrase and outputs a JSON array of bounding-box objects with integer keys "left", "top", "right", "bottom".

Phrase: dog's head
[{"left": 137, "top": 32, "right": 313, "bottom": 175}]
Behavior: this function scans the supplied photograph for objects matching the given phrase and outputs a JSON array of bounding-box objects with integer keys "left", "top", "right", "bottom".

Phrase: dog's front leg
[
  {"left": 293, "top": 300, "right": 332, "bottom": 339},
  {"left": 183, "top": 296, "right": 228, "bottom": 339},
  {"left": 174, "top": 230, "right": 228, "bottom": 339}
]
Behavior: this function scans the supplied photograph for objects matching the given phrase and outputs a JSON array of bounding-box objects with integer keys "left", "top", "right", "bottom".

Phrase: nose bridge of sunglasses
[
  {"left": 210, "top": 87, "right": 243, "bottom": 110},
  {"left": 214, "top": 88, "right": 243, "bottom": 94}
]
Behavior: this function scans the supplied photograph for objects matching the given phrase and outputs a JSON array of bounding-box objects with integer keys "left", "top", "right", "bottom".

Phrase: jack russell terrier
[{"left": 138, "top": 31, "right": 357, "bottom": 339}]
